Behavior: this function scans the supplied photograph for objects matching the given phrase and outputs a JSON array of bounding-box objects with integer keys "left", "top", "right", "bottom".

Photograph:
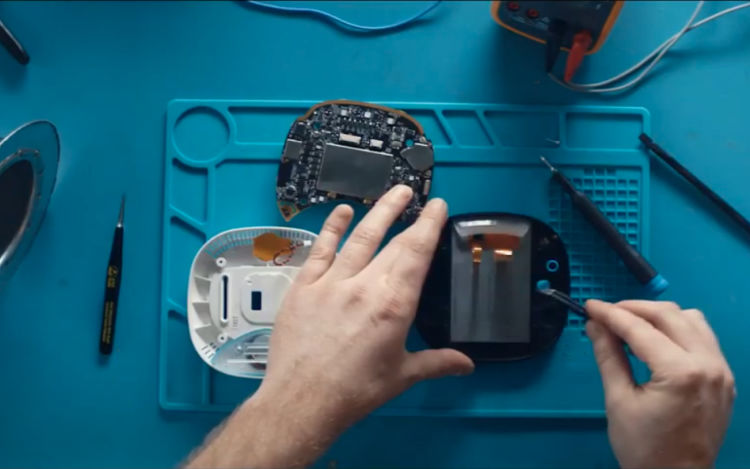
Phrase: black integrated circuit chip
[{"left": 276, "top": 100, "right": 434, "bottom": 222}]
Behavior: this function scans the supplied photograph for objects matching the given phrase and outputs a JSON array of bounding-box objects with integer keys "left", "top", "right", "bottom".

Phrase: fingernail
[
  {"left": 585, "top": 299, "right": 605, "bottom": 310},
  {"left": 394, "top": 184, "right": 412, "bottom": 199},
  {"left": 453, "top": 365, "right": 474, "bottom": 376},
  {"left": 427, "top": 198, "right": 446, "bottom": 211},
  {"left": 335, "top": 204, "right": 354, "bottom": 215}
]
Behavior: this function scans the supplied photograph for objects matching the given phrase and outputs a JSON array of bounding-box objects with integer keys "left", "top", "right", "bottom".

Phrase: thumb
[
  {"left": 586, "top": 319, "right": 635, "bottom": 401},
  {"left": 402, "top": 348, "right": 475, "bottom": 384}
]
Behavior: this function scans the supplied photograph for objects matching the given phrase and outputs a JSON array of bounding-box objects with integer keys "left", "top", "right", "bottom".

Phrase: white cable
[
  {"left": 560, "top": 1, "right": 704, "bottom": 93},
  {"left": 690, "top": 1, "right": 750, "bottom": 28},
  {"left": 565, "top": 1, "right": 704, "bottom": 89},
  {"left": 553, "top": 1, "right": 750, "bottom": 93}
]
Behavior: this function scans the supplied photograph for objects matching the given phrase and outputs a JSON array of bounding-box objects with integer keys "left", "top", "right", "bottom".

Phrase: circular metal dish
[{"left": 0, "top": 121, "right": 59, "bottom": 285}]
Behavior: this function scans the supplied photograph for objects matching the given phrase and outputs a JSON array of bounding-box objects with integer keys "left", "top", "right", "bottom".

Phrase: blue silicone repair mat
[{"left": 160, "top": 100, "right": 651, "bottom": 417}]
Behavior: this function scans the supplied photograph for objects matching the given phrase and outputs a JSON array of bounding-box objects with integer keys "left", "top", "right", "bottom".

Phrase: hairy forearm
[{"left": 185, "top": 383, "right": 347, "bottom": 469}]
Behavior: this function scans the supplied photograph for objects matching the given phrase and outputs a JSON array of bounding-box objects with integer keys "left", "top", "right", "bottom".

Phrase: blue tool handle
[
  {"left": 561, "top": 176, "right": 668, "bottom": 295},
  {"left": 99, "top": 226, "right": 123, "bottom": 355}
]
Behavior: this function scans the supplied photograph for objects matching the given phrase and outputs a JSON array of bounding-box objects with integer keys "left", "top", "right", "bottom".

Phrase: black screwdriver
[
  {"left": 99, "top": 196, "right": 124, "bottom": 355},
  {"left": 640, "top": 133, "right": 750, "bottom": 239},
  {"left": 0, "top": 20, "right": 29, "bottom": 65},
  {"left": 540, "top": 156, "right": 668, "bottom": 296}
]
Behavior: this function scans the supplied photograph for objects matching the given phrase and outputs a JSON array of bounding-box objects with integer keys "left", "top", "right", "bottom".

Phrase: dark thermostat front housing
[{"left": 416, "top": 213, "right": 571, "bottom": 361}]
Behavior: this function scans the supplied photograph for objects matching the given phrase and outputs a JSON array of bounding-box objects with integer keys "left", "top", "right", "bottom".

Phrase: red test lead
[{"left": 564, "top": 30, "right": 592, "bottom": 82}]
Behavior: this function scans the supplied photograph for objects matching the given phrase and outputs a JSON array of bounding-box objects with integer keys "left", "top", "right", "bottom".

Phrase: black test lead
[
  {"left": 540, "top": 156, "right": 669, "bottom": 296},
  {"left": 99, "top": 195, "right": 125, "bottom": 355},
  {"left": 639, "top": 133, "right": 750, "bottom": 239}
]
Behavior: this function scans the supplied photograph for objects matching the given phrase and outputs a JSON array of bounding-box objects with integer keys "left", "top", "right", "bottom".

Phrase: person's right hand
[{"left": 586, "top": 300, "right": 736, "bottom": 469}]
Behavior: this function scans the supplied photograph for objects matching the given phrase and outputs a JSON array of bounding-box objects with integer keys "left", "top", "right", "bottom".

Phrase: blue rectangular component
[{"left": 161, "top": 99, "right": 651, "bottom": 417}]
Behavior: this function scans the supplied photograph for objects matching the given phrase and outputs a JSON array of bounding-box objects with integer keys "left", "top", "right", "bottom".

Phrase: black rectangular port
[{"left": 251, "top": 291, "right": 262, "bottom": 311}]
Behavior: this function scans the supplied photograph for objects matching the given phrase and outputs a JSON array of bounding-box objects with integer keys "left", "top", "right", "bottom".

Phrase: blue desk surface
[{"left": 1, "top": 1, "right": 749, "bottom": 467}]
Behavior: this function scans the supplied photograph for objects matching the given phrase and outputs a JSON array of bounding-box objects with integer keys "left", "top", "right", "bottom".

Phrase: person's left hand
[
  {"left": 185, "top": 186, "right": 474, "bottom": 469},
  {"left": 257, "top": 185, "right": 475, "bottom": 428}
]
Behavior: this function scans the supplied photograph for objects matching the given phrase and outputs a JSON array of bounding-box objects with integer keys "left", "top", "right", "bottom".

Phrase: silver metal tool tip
[
  {"left": 117, "top": 195, "right": 125, "bottom": 226},
  {"left": 539, "top": 156, "right": 555, "bottom": 172}
]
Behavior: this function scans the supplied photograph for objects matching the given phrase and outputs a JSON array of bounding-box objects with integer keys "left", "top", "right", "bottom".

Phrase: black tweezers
[{"left": 537, "top": 288, "right": 588, "bottom": 318}]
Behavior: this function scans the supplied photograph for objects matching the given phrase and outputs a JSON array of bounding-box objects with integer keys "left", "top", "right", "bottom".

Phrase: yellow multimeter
[
  {"left": 492, "top": 1, "right": 624, "bottom": 79},
  {"left": 492, "top": 1, "right": 623, "bottom": 54}
]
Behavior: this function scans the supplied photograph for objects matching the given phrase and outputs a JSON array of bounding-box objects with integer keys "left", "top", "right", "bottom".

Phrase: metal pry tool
[
  {"left": 99, "top": 195, "right": 125, "bottom": 355},
  {"left": 536, "top": 287, "right": 587, "bottom": 318},
  {"left": 541, "top": 156, "right": 668, "bottom": 296}
]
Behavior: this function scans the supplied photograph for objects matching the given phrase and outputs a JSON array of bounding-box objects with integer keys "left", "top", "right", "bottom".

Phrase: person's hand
[
  {"left": 187, "top": 186, "right": 474, "bottom": 469},
  {"left": 586, "top": 300, "right": 736, "bottom": 469},
  {"left": 258, "top": 185, "right": 474, "bottom": 425}
]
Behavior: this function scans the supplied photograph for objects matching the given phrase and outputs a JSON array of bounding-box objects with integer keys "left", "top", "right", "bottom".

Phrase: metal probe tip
[
  {"left": 117, "top": 195, "right": 125, "bottom": 226},
  {"left": 539, "top": 155, "right": 556, "bottom": 172}
]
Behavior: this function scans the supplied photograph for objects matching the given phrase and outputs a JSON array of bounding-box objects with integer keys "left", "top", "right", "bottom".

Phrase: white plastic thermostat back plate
[{"left": 187, "top": 226, "right": 316, "bottom": 378}]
